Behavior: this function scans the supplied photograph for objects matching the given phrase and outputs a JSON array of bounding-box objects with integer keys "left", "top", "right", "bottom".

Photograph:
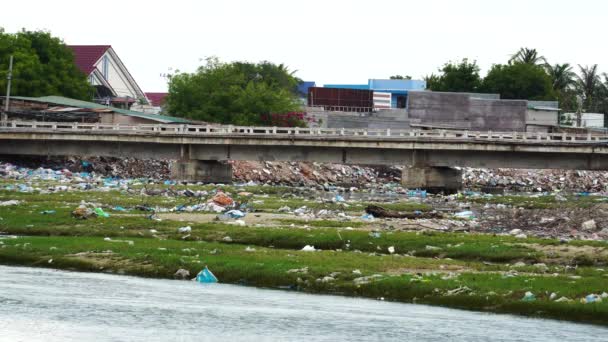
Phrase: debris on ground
[
  {"left": 174, "top": 269, "right": 191, "bottom": 279},
  {"left": 365, "top": 205, "right": 442, "bottom": 219},
  {"left": 196, "top": 266, "right": 218, "bottom": 283}
]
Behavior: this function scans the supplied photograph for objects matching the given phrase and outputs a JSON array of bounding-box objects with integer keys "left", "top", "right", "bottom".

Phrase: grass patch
[{"left": 2, "top": 235, "right": 608, "bottom": 325}]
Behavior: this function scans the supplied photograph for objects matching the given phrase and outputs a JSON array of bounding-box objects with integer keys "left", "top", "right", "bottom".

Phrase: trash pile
[
  {"left": 5, "top": 156, "right": 608, "bottom": 192},
  {"left": 231, "top": 161, "right": 400, "bottom": 186},
  {"left": 463, "top": 168, "right": 608, "bottom": 192},
  {"left": 0, "top": 156, "right": 171, "bottom": 179}
]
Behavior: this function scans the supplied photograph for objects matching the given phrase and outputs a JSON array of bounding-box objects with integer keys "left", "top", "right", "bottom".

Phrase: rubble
[{"left": 463, "top": 168, "right": 608, "bottom": 192}]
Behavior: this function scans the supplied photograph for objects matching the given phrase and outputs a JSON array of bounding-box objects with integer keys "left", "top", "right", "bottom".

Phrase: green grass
[
  {"left": 465, "top": 194, "right": 605, "bottom": 209},
  {"left": 3, "top": 182, "right": 608, "bottom": 324},
  {"left": 2, "top": 235, "right": 608, "bottom": 325}
]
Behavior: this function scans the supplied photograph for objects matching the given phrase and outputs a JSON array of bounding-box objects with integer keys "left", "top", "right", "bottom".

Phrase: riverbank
[
  {"left": 5, "top": 266, "right": 607, "bottom": 342},
  {"left": 1, "top": 182, "right": 608, "bottom": 325}
]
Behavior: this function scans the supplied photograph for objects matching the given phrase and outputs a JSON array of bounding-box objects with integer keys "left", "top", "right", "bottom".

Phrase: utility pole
[{"left": 2, "top": 55, "right": 13, "bottom": 125}]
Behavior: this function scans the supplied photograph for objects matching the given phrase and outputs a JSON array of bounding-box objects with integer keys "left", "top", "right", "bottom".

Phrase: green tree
[
  {"left": 576, "top": 64, "right": 603, "bottom": 112},
  {"left": 509, "top": 47, "right": 546, "bottom": 65},
  {"left": 546, "top": 63, "right": 575, "bottom": 93},
  {"left": 546, "top": 63, "right": 577, "bottom": 112},
  {"left": 481, "top": 63, "right": 555, "bottom": 100},
  {"left": 165, "top": 57, "right": 301, "bottom": 125},
  {"left": 0, "top": 29, "right": 93, "bottom": 100},
  {"left": 427, "top": 59, "right": 482, "bottom": 92},
  {"left": 423, "top": 74, "right": 440, "bottom": 90}
]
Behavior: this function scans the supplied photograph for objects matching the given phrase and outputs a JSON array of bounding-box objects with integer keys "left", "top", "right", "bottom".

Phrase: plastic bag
[{"left": 196, "top": 266, "right": 218, "bottom": 283}]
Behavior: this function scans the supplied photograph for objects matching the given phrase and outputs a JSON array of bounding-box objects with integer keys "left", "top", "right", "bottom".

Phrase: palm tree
[
  {"left": 545, "top": 63, "right": 575, "bottom": 93},
  {"left": 509, "top": 47, "right": 547, "bottom": 65},
  {"left": 576, "top": 64, "right": 601, "bottom": 111}
]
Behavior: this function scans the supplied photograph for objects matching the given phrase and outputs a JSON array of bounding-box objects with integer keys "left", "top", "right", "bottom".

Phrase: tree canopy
[
  {"left": 0, "top": 29, "right": 93, "bottom": 100},
  {"left": 509, "top": 47, "right": 547, "bottom": 65},
  {"left": 165, "top": 57, "right": 301, "bottom": 125},
  {"left": 481, "top": 62, "right": 555, "bottom": 100},
  {"left": 426, "top": 59, "right": 482, "bottom": 93}
]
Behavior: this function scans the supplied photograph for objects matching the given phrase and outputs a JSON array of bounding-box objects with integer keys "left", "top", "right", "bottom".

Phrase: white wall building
[{"left": 68, "top": 45, "right": 149, "bottom": 108}]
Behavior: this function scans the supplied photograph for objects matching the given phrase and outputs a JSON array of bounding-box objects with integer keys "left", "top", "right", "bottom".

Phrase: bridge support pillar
[
  {"left": 171, "top": 160, "right": 232, "bottom": 183},
  {"left": 401, "top": 166, "right": 462, "bottom": 193}
]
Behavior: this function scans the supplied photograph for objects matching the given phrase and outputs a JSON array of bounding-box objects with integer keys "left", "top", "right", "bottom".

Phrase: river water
[{"left": 0, "top": 266, "right": 605, "bottom": 342}]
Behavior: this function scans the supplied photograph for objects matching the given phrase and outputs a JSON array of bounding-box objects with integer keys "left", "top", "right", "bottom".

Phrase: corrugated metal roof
[{"left": 9, "top": 96, "right": 191, "bottom": 124}]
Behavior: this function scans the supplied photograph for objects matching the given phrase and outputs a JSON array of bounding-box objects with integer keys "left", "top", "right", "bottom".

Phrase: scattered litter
[
  {"left": 582, "top": 294, "right": 603, "bottom": 304},
  {"left": 178, "top": 226, "right": 192, "bottom": 234},
  {"left": 211, "top": 192, "right": 234, "bottom": 206},
  {"left": 361, "top": 213, "right": 375, "bottom": 222},
  {"left": 224, "top": 210, "right": 246, "bottom": 219},
  {"left": 94, "top": 208, "right": 110, "bottom": 218},
  {"left": 196, "top": 266, "right": 218, "bottom": 283},
  {"left": 522, "top": 291, "right": 536, "bottom": 302},
  {"left": 0, "top": 200, "right": 21, "bottom": 206},
  {"left": 174, "top": 268, "right": 191, "bottom": 279},
  {"left": 581, "top": 219, "right": 597, "bottom": 231},
  {"left": 287, "top": 267, "right": 308, "bottom": 274},
  {"left": 454, "top": 211, "right": 475, "bottom": 219},
  {"left": 446, "top": 286, "right": 472, "bottom": 296},
  {"left": 301, "top": 245, "right": 316, "bottom": 252}
]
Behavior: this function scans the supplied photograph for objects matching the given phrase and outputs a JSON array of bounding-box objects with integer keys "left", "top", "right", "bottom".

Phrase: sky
[{"left": 1, "top": 0, "right": 606, "bottom": 92}]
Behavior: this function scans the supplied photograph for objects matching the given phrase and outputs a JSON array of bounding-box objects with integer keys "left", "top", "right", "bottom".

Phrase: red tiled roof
[
  {"left": 145, "top": 92, "right": 168, "bottom": 107},
  {"left": 67, "top": 45, "right": 111, "bottom": 75}
]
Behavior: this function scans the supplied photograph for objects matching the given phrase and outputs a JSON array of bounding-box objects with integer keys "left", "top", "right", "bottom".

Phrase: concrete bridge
[{"left": 1, "top": 121, "right": 608, "bottom": 190}]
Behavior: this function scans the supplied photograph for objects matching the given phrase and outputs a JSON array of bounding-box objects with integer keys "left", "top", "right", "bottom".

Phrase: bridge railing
[{"left": 3, "top": 121, "right": 608, "bottom": 143}]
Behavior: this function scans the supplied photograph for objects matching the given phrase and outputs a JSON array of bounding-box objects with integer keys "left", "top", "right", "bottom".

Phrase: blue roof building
[{"left": 324, "top": 79, "right": 426, "bottom": 108}]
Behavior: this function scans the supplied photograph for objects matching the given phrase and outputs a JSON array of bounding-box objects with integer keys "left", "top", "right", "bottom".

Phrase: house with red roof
[{"left": 68, "top": 45, "right": 149, "bottom": 108}]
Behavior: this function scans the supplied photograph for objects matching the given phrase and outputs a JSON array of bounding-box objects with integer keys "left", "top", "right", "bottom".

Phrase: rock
[
  {"left": 555, "top": 297, "right": 571, "bottom": 302},
  {"left": 222, "top": 236, "right": 233, "bottom": 242},
  {"left": 352, "top": 269, "right": 362, "bottom": 275},
  {"left": 512, "top": 261, "right": 527, "bottom": 268},
  {"left": 509, "top": 229, "right": 522, "bottom": 236},
  {"left": 174, "top": 268, "right": 191, "bottom": 279},
  {"left": 533, "top": 263, "right": 548, "bottom": 272},
  {"left": 515, "top": 233, "right": 527, "bottom": 239},
  {"left": 388, "top": 246, "right": 395, "bottom": 254},
  {"left": 425, "top": 245, "right": 442, "bottom": 251},
  {"left": 581, "top": 219, "right": 597, "bottom": 231},
  {"left": 549, "top": 292, "right": 557, "bottom": 300},
  {"left": 245, "top": 246, "right": 256, "bottom": 252}
]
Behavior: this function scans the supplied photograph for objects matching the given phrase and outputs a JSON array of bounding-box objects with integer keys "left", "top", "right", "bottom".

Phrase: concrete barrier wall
[{"left": 408, "top": 92, "right": 527, "bottom": 131}]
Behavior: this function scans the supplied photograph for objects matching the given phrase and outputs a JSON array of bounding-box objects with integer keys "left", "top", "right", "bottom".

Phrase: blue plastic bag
[{"left": 196, "top": 266, "right": 218, "bottom": 283}]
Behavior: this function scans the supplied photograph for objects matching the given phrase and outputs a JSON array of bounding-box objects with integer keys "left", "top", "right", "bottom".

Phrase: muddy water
[{"left": 0, "top": 265, "right": 605, "bottom": 342}]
